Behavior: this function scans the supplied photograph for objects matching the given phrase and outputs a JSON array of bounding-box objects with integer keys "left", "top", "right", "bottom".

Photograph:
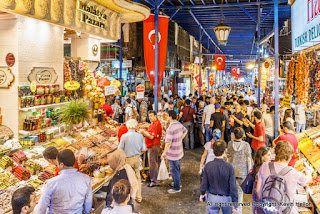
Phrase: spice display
[
  {"left": 286, "top": 59, "right": 295, "bottom": 96},
  {"left": 11, "top": 165, "right": 31, "bottom": 180},
  {"left": 0, "top": 155, "right": 13, "bottom": 169},
  {"left": 24, "top": 159, "right": 43, "bottom": 175},
  {"left": 295, "top": 53, "right": 310, "bottom": 104}
]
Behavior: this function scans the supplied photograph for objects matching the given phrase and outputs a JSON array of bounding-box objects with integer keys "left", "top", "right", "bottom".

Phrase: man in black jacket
[{"left": 200, "top": 140, "right": 238, "bottom": 214}]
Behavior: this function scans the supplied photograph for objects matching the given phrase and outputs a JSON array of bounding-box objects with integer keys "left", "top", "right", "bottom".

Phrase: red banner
[
  {"left": 214, "top": 55, "right": 226, "bottom": 70},
  {"left": 143, "top": 14, "right": 169, "bottom": 95},
  {"left": 231, "top": 67, "right": 238, "bottom": 76},
  {"left": 209, "top": 73, "right": 215, "bottom": 86}
]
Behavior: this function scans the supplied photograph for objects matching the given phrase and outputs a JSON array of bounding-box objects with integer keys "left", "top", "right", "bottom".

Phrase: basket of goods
[
  {"left": 24, "top": 159, "right": 43, "bottom": 175},
  {"left": 11, "top": 150, "right": 28, "bottom": 164},
  {"left": 11, "top": 165, "right": 31, "bottom": 180},
  {"left": 0, "top": 155, "right": 13, "bottom": 169}
]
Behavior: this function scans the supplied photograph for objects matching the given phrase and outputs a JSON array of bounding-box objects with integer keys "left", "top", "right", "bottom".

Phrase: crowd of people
[{"left": 10, "top": 88, "right": 313, "bottom": 214}]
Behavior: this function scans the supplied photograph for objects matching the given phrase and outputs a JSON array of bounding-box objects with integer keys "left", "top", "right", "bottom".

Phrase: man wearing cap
[
  {"left": 112, "top": 96, "right": 123, "bottom": 123},
  {"left": 210, "top": 103, "right": 226, "bottom": 140}
]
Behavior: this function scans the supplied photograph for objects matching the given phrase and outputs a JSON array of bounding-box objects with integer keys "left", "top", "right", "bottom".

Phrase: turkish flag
[
  {"left": 214, "top": 55, "right": 226, "bottom": 70},
  {"left": 194, "top": 73, "right": 199, "bottom": 85},
  {"left": 209, "top": 73, "right": 215, "bottom": 86},
  {"left": 143, "top": 14, "right": 169, "bottom": 95},
  {"left": 231, "top": 67, "right": 238, "bottom": 76}
]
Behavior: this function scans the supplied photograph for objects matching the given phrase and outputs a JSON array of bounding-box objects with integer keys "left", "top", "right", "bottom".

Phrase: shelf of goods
[
  {"left": 0, "top": 121, "right": 120, "bottom": 214},
  {"left": 296, "top": 127, "right": 320, "bottom": 212},
  {"left": 19, "top": 102, "right": 70, "bottom": 112}
]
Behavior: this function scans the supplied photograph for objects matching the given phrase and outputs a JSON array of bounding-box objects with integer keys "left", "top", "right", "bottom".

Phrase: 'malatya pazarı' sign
[
  {"left": 292, "top": 0, "right": 320, "bottom": 52},
  {"left": 77, "top": 0, "right": 107, "bottom": 29}
]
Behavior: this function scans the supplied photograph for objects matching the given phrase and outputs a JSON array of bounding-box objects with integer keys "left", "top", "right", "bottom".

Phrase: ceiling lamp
[{"left": 213, "top": 0, "right": 231, "bottom": 47}]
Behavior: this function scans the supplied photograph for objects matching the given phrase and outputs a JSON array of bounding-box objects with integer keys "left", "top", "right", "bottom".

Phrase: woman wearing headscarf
[{"left": 105, "top": 149, "right": 139, "bottom": 209}]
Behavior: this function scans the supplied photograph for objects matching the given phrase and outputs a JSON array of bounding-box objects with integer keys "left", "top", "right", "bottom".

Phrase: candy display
[
  {"left": 0, "top": 155, "right": 13, "bottom": 169},
  {"left": 0, "top": 144, "right": 10, "bottom": 155},
  {"left": 28, "top": 178, "right": 43, "bottom": 189},
  {"left": 0, "top": 125, "right": 14, "bottom": 140},
  {"left": 12, "top": 150, "right": 28, "bottom": 164},
  {"left": 11, "top": 165, "right": 31, "bottom": 180},
  {"left": 24, "top": 159, "right": 43, "bottom": 175},
  {"left": 0, "top": 171, "right": 18, "bottom": 189},
  {"left": 38, "top": 170, "right": 54, "bottom": 182},
  {"left": 4, "top": 139, "right": 22, "bottom": 150}
]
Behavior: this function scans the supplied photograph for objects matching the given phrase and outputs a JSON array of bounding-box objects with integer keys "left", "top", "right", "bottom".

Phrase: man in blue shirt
[
  {"left": 200, "top": 140, "right": 238, "bottom": 214},
  {"left": 37, "top": 149, "right": 92, "bottom": 214},
  {"left": 118, "top": 119, "right": 146, "bottom": 203}
]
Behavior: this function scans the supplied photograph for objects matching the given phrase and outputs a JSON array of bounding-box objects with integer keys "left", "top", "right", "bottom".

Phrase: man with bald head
[{"left": 202, "top": 97, "right": 216, "bottom": 142}]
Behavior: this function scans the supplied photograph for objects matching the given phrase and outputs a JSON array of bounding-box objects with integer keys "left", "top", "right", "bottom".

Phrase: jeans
[
  {"left": 183, "top": 122, "right": 195, "bottom": 149},
  {"left": 236, "top": 177, "right": 245, "bottom": 214},
  {"left": 148, "top": 145, "right": 160, "bottom": 184},
  {"left": 207, "top": 194, "right": 232, "bottom": 214},
  {"left": 205, "top": 124, "right": 212, "bottom": 143},
  {"left": 295, "top": 123, "right": 306, "bottom": 134},
  {"left": 168, "top": 159, "right": 181, "bottom": 191},
  {"left": 265, "top": 134, "right": 274, "bottom": 147}
]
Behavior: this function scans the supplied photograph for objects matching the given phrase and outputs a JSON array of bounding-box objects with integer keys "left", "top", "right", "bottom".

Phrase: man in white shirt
[
  {"left": 125, "top": 98, "right": 136, "bottom": 122},
  {"left": 202, "top": 97, "right": 215, "bottom": 142},
  {"left": 295, "top": 104, "right": 307, "bottom": 133}
]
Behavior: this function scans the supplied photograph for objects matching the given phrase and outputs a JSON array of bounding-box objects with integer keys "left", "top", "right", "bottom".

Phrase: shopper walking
[
  {"left": 263, "top": 106, "right": 275, "bottom": 147},
  {"left": 161, "top": 110, "right": 188, "bottom": 193},
  {"left": 112, "top": 97, "right": 123, "bottom": 123},
  {"left": 230, "top": 104, "right": 244, "bottom": 141},
  {"left": 200, "top": 140, "right": 238, "bottom": 214},
  {"left": 118, "top": 119, "right": 146, "bottom": 203},
  {"left": 295, "top": 104, "right": 307, "bottom": 133},
  {"left": 202, "top": 97, "right": 216, "bottom": 142},
  {"left": 251, "top": 147, "right": 272, "bottom": 214},
  {"left": 139, "top": 111, "right": 162, "bottom": 187},
  {"left": 37, "top": 149, "right": 93, "bottom": 214},
  {"left": 180, "top": 99, "right": 196, "bottom": 149},
  {"left": 256, "top": 141, "right": 311, "bottom": 214},
  {"left": 196, "top": 101, "right": 205, "bottom": 146},
  {"left": 139, "top": 97, "right": 148, "bottom": 123},
  {"left": 272, "top": 121, "right": 299, "bottom": 167},
  {"left": 247, "top": 111, "right": 265, "bottom": 155},
  {"left": 210, "top": 103, "right": 226, "bottom": 140},
  {"left": 227, "top": 127, "right": 252, "bottom": 214}
]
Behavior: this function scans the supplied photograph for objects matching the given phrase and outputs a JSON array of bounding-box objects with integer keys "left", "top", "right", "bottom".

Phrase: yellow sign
[
  {"left": 283, "top": 96, "right": 291, "bottom": 108},
  {"left": 110, "top": 80, "right": 121, "bottom": 88},
  {"left": 64, "top": 81, "right": 80, "bottom": 90},
  {"left": 30, "top": 81, "right": 37, "bottom": 93}
]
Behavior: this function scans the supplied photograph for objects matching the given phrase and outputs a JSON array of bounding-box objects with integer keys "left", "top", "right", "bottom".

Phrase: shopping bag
[
  {"left": 157, "top": 159, "right": 169, "bottom": 180},
  {"left": 241, "top": 172, "right": 254, "bottom": 194}
]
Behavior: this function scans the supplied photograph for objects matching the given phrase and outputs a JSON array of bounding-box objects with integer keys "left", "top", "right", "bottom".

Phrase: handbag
[
  {"left": 241, "top": 172, "right": 254, "bottom": 194},
  {"left": 179, "top": 106, "right": 191, "bottom": 123}
]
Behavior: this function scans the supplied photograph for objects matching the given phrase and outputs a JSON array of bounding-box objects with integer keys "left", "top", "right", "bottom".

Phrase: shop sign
[
  {"left": 28, "top": 67, "right": 57, "bottom": 84},
  {"left": 292, "top": 0, "right": 320, "bottom": 52},
  {"left": 0, "top": 67, "right": 14, "bottom": 88},
  {"left": 283, "top": 96, "right": 291, "bottom": 108},
  {"left": 110, "top": 80, "right": 121, "bottom": 88},
  {"left": 105, "top": 85, "right": 116, "bottom": 96},
  {"left": 5, "top": 53, "right": 15, "bottom": 67},
  {"left": 97, "top": 78, "right": 110, "bottom": 87},
  {"left": 136, "top": 84, "right": 145, "bottom": 92},
  {"left": 79, "top": 61, "right": 85, "bottom": 70},
  {"left": 92, "top": 44, "right": 99, "bottom": 56},
  {"left": 64, "top": 81, "right": 80, "bottom": 90},
  {"left": 78, "top": 0, "right": 107, "bottom": 29}
]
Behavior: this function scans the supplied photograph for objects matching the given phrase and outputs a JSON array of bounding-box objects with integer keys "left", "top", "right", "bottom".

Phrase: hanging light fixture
[{"left": 214, "top": 0, "right": 231, "bottom": 46}]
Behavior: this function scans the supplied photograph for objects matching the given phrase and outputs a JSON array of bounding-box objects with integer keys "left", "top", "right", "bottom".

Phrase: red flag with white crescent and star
[
  {"left": 143, "top": 14, "right": 169, "bottom": 96},
  {"left": 214, "top": 55, "right": 226, "bottom": 70},
  {"left": 231, "top": 67, "right": 238, "bottom": 76}
]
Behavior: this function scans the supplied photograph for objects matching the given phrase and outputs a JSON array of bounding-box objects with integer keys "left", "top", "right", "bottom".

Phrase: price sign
[
  {"left": 282, "top": 96, "right": 291, "bottom": 108},
  {"left": 64, "top": 81, "right": 80, "bottom": 90},
  {"left": 105, "top": 85, "right": 116, "bottom": 96}
]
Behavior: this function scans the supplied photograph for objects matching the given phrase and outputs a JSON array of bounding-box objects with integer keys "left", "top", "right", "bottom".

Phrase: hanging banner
[
  {"left": 282, "top": 96, "right": 291, "bottom": 108},
  {"left": 209, "top": 73, "right": 215, "bottom": 86},
  {"left": 143, "top": 14, "right": 169, "bottom": 95},
  {"left": 231, "top": 67, "right": 238, "bottom": 76},
  {"left": 214, "top": 55, "right": 226, "bottom": 70}
]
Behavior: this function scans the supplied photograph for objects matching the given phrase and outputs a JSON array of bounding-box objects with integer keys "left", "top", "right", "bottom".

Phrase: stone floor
[{"left": 135, "top": 147, "right": 253, "bottom": 214}]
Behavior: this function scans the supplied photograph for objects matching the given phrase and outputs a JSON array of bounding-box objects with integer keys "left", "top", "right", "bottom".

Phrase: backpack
[
  {"left": 130, "top": 105, "right": 139, "bottom": 120},
  {"left": 260, "top": 162, "right": 293, "bottom": 214}
]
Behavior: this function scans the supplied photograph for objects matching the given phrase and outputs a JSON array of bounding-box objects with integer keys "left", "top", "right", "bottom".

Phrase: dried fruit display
[
  {"left": 11, "top": 165, "right": 31, "bottom": 180},
  {"left": 24, "top": 159, "right": 43, "bottom": 175},
  {"left": 286, "top": 59, "right": 295, "bottom": 96},
  {"left": 11, "top": 150, "right": 28, "bottom": 164},
  {"left": 83, "top": 66, "right": 105, "bottom": 108},
  {"left": 38, "top": 170, "right": 54, "bottom": 182},
  {"left": 0, "top": 155, "right": 13, "bottom": 169},
  {"left": 295, "top": 53, "right": 309, "bottom": 104},
  {"left": 307, "top": 52, "right": 319, "bottom": 103},
  {"left": 64, "top": 61, "right": 72, "bottom": 96},
  {"left": 0, "top": 171, "right": 18, "bottom": 189}
]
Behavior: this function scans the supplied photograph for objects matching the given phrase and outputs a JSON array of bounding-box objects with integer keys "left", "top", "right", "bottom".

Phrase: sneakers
[
  {"left": 170, "top": 182, "right": 182, "bottom": 188},
  {"left": 147, "top": 183, "right": 160, "bottom": 188},
  {"left": 168, "top": 189, "right": 181, "bottom": 194}
]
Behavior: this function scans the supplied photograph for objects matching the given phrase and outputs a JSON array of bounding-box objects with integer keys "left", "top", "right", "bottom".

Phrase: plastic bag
[{"left": 157, "top": 159, "right": 169, "bottom": 181}]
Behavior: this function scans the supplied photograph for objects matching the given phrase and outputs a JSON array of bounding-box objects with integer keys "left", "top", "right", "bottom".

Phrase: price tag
[{"left": 105, "top": 85, "right": 116, "bottom": 96}]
